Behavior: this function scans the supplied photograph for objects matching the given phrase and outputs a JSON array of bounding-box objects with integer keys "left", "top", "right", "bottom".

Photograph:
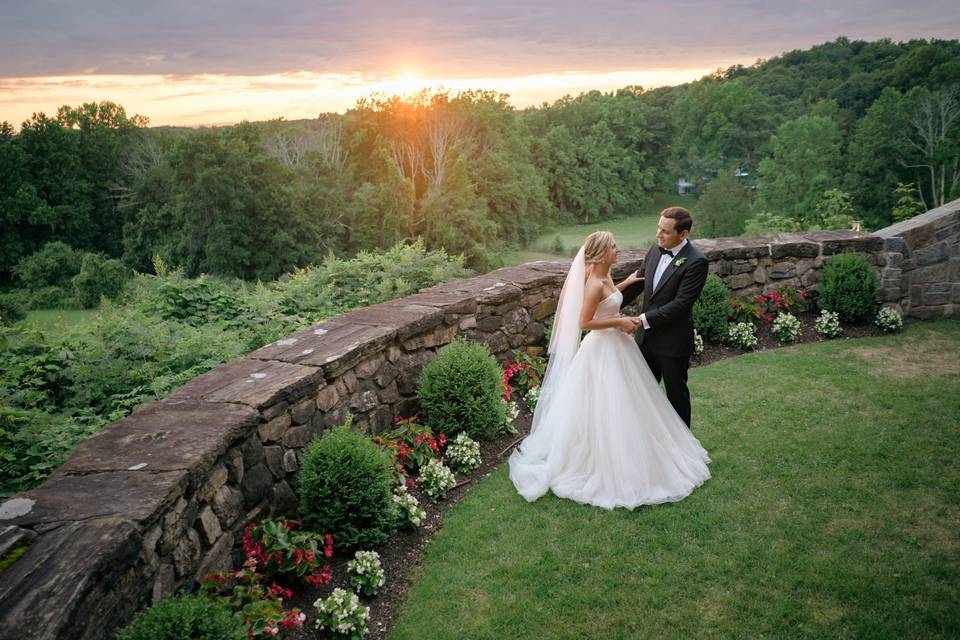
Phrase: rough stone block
[
  {"left": 282, "top": 450, "right": 299, "bottom": 473},
  {"left": 152, "top": 563, "right": 175, "bottom": 603},
  {"left": 349, "top": 389, "right": 380, "bottom": 412},
  {"left": 261, "top": 401, "right": 289, "bottom": 422},
  {"left": 173, "top": 528, "right": 201, "bottom": 577},
  {"left": 58, "top": 401, "right": 256, "bottom": 484},
  {"left": 240, "top": 463, "right": 272, "bottom": 509},
  {"left": 354, "top": 355, "right": 386, "bottom": 380},
  {"left": 212, "top": 485, "right": 244, "bottom": 529},
  {"left": 290, "top": 398, "right": 316, "bottom": 425},
  {"left": 258, "top": 413, "right": 291, "bottom": 443},
  {"left": 171, "top": 358, "right": 324, "bottom": 411},
  {"left": 374, "top": 362, "right": 399, "bottom": 388},
  {"left": 315, "top": 384, "right": 339, "bottom": 412},
  {"left": 196, "top": 506, "right": 222, "bottom": 545},
  {"left": 270, "top": 481, "right": 298, "bottom": 516},
  {"left": 912, "top": 262, "right": 949, "bottom": 284},
  {"left": 402, "top": 324, "right": 459, "bottom": 351},
  {"left": 224, "top": 448, "right": 244, "bottom": 485},
  {"left": 378, "top": 381, "right": 401, "bottom": 405},
  {"left": 726, "top": 273, "right": 755, "bottom": 290},
  {"left": 264, "top": 446, "right": 284, "bottom": 479},
  {"left": 282, "top": 426, "right": 313, "bottom": 449},
  {"left": 240, "top": 437, "right": 264, "bottom": 469},
  {"left": 2, "top": 469, "right": 188, "bottom": 529},
  {"left": 193, "top": 532, "right": 233, "bottom": 583},
  {"left": 0, "top": 518, "right": 141, "bottom": 640}
]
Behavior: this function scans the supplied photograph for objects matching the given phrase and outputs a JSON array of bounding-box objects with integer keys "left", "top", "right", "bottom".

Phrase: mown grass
[
  {"left": 500, "top": 192, "right": 698, "bottom": 267},
  {"left": 389, "top": 320, "right": 960, "bottom": 639},
  {"left": 21, "top": 308, "right": 100, "bottom": 331}
]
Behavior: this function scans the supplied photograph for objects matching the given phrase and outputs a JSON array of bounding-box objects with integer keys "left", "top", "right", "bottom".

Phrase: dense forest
[{"left": 2, "top": 36, "right": 959, "bottom": 289}]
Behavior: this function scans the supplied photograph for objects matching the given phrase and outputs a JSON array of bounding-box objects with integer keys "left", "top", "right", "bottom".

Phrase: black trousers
[{"left": 640, "top": 347, "right": 692, "bottom": 428}]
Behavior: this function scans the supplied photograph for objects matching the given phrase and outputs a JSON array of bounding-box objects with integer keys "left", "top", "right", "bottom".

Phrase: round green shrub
[
  {"left": 416, "top": 337, "right": 506, "bottom": 440},
  {"left": 72, "top": 253, "right": 132, "bottom": 308},
  {"left": 0, "top": 292, "right": 28, "bottom": 325},
  {"left": 693, "top": 274, "right": 732, "bottom": 344},
  {"left": 13, "top": 242, "right": 81, "bottom": 291},
  {"left": 298, "top": 416, "right": 397, "bottom": 551},
  {"left": 817, "top": 253, "right": 880, "bottom": 322},
  {"left": 29, "top": 285, "right": 75, "bottom": 309},
  {"left": 114, "top": 594, "right": 245, "bottom": 640}
]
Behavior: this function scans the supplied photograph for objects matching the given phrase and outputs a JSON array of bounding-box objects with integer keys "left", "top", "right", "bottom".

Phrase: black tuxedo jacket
[{"left": 620, "top": 242, "right": 709, "bottom": 358}]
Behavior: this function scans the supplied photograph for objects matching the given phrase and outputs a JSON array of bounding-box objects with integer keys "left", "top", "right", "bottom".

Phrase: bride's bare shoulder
[{"left": 583, "top": 276, "right": 605, "bottom": 300}]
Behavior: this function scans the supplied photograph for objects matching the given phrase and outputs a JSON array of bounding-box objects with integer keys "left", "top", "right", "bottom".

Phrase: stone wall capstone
[{"left": 1, "top": 197, "right": 958, "bottom": 639}]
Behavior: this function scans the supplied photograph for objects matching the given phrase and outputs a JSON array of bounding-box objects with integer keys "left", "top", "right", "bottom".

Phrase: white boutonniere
[{"left": 674, "top": 257, "right": 687, "bottom": 267}]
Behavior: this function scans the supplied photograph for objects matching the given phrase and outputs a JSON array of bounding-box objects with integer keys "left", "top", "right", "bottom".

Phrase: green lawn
[
  {"left": 500, "top": 192, "right": 698, "bottom": 267},
  {"left": 22, "top": 308, "right": 100, "bottom": 331},
  {"left": 389, "top": 320, "right": 960, "bottom": 639}
]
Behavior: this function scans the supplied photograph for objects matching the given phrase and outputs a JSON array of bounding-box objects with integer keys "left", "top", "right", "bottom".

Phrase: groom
[{"left": 621, "top": 207, "right": 708, "bottom": 428}]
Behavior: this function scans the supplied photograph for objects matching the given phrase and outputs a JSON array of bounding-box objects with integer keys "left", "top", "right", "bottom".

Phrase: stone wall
[
  {"left": 875, "top": 198, "right": 960, "bottom": 318},
  {"left": 1, "top": 198, "right": 958, "bottom": 640}
]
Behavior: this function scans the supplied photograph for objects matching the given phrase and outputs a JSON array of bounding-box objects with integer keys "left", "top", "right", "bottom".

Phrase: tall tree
[{"left": 756, "top": 115, "right": 842, "bottom": 224}]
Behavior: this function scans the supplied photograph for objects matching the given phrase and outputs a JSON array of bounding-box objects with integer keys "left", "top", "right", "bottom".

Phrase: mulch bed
[{"left": 286, "top": 311, "right": 885, "bottom": 639}]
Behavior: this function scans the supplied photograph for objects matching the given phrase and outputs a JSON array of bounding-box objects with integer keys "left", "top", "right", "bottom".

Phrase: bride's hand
[
  {"left": 616, "top": 317, "right": 639, "bottom": 334},
  {"left": 621, "top": 271, "right": 644, "bottom": 287}
]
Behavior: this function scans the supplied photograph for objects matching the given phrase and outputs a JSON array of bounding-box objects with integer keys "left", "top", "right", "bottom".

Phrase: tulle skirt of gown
[{"left": 509, "top": 318, "right": 711, "bottom": 510}]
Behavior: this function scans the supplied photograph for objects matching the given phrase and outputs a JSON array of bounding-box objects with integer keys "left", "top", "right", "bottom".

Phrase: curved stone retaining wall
[{"left": 1, "top": 198, "right": 957, "bottom": 639}]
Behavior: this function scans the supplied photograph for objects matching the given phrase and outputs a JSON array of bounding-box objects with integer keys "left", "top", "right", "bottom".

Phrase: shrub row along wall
[{"left": 1, "top": 198, "right": 958, "bottom": 640}]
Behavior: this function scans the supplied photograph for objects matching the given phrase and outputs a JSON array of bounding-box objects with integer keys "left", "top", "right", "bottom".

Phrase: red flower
[{"left": 324, "top": 533, "right": 334, "bottom": 558}]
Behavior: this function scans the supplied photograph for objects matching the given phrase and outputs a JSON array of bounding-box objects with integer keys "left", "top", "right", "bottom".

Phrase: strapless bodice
[{"left": 593, "top": 289, "right": 623, "bottom": 321}]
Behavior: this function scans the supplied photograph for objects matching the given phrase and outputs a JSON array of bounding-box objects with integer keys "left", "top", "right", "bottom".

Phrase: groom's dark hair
[{"left": 661, "top": 207, "right": 693, "bottom": 234}]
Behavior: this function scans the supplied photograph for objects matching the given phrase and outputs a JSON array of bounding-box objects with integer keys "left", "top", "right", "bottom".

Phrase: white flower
[
  {"left": 875, "top": 307, "right": 903, "bottom": 333},
  {"left": 445, "top": 432, "right": 482, "bottom": 473},
  {"left": 814, "top": 309, "right": 842, "bottom": 338},
  {"left": 417, "top": 459, "right": 456, "bottom": 500},
  {"left": 772, "top": 312, "right": 801, "bottom": 343},
  {"left": 727, "top": 322, "right": 758, "bottom": 350}
]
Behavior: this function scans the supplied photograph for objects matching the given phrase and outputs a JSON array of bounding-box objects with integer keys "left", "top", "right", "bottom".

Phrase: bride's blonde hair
[{"left": 584, "top": 231, "right": 615, "bottom": 264}]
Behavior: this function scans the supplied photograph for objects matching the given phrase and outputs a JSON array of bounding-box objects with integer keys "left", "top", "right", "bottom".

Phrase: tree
[
  {"left": 844, "top": 87, "right": 913, "bottom": 228},
  {"left": 901, "top": 85, "right": 960, "bottom": 209},
  {"left": 891, "top": 182, "right": 925, "bottom": 222},
  {"left": 756, "top": 115, "right": 842, "bottom": 224},
  {"left": 693, "top": 168, "right": 753, "bottom": 238}
]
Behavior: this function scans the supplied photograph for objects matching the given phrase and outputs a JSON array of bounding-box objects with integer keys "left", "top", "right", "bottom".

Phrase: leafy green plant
[
  {"left": 417, "top": 459, "right": 456, "bottom": 501},
  {"left": 201, "top": 561, "right": 305, "bottom": 637},
  {"left": 417, "top": 337, "right": 507, "bottom": 440},
  {"left": 298, "top": 417, "right": 397, "bottom": 551},
  {"left": 13, "top": 242, "right": 81, "bottom": 294},
  {"left": 0, "top": 293, "right": 28, "bottom": 325},
  {"left": 444, "top": 432, "right": 482, "bottom": 474},
  {"left": 817, "top": 253, "right": 880, "bottom": 322},
  {"left": 71, "top": 253, "right": 132, "bottom": 308},
  {"left": 727, "top": 322, "right": 758, "bottom": 350},
  {"left": 693, "top": 274, "right": 732, "bottom": 343},
  {"left": 373, "top": 417, "right": 444, "bottom": 475},
  {"left": 313, "top": 588, "right": 369, "bottom": 639},
  {"left": 115, "top": 595, "right": 247, "bottom": 640},
  {"left": 815, "top": 310, "right": 843, "bottom": 338},
  {"left": 242, "top": 518, "right": 333, "bottom": 587},
  {"left": 772, "top": 312, "right": 802, "bottom": 343},
  {"left": 347, "top": 550, "right": 385, "bottom": 596},
  {"left": 875, "top": 307, "right": 904, "bottom": 333}
]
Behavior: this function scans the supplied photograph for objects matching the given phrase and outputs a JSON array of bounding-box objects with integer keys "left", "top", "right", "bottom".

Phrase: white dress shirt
[{"left": 640, "top": 239, "right": 688, "bottom": 330}]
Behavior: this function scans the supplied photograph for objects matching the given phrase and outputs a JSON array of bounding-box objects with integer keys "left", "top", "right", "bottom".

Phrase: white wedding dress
[{"left": 509, "top": 248, "right": 711, "bottom": 510}]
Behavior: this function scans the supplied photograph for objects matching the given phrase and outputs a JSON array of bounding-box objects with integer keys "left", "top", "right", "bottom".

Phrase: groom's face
[{"left": 656, "top": 216, "right": 688, "bottom": 250}]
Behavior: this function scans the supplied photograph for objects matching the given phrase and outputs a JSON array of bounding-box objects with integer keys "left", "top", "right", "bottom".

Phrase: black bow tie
[{"left": 658, "top": 247, "right": 674, "bottom": 257}]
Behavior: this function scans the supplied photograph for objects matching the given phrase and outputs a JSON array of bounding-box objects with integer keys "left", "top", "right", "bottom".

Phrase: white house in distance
[{"left": 676, "top": 177, "right": 695, "bottom": 195}]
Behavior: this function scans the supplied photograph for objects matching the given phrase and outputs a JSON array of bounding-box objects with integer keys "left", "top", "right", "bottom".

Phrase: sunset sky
[{"left": 2, "top": 1, "right": 958, "bottom": 128}]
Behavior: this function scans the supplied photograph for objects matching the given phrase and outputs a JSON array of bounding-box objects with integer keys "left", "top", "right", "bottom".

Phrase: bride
[{"left": 509, "top": 231, "right": 710, "bottom": 510}]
